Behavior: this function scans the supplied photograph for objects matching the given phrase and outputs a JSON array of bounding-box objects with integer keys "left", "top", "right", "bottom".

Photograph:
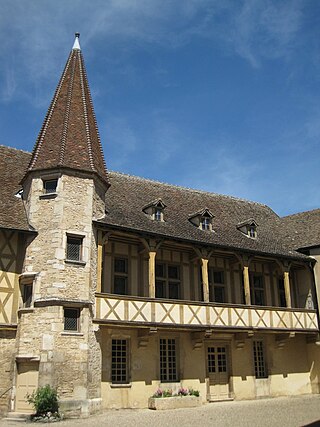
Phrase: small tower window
[
  {"left": 64, "top": 307, "right": 80, "bottom": 331},
  {"left": 66, "top": 235, "right": 84, "bottom": 262},
  {"left": 43, "top": 179, "right": 58, "bottom": 194}
]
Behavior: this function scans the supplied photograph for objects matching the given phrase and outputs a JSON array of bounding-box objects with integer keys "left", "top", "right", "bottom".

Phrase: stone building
[{"left": 0, "top": 34, "right": 320, "bottom": 417}]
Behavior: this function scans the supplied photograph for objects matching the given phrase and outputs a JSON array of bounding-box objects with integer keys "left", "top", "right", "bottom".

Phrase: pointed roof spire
[
  {"left": 73, "top": 32, "right": 81, "bottom": 50},
  {"left": 23, "top": 34, "right": 109, "bottom": 187}
]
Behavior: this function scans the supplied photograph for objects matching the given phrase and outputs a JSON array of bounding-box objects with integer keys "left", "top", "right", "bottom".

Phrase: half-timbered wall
[{"left": 0, "top": 230, "right": 24, "bottom": 324}]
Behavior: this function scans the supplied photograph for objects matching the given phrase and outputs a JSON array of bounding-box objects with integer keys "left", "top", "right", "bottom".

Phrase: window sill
[
  {"left": 61, "top": 331, "right": 83, "bottom": 337},
  {"left": 110, "top": 383, "right": 132, "bottom": 389},
  {"left": 18, "top": 307, "right": 34, "bottom": 314},
  {"left": 39, "top": 193, "right": 58, "bottom": 200},
  {"left": 65, "top": 259, "right": 86, "bottom": 266}
]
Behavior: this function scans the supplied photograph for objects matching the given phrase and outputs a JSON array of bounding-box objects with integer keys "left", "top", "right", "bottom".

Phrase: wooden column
[
  {"left": 96, "top": 230, "right": 103, "bottom": 293},
  {"left": 148, "top": 251, "right": 157, "bottom": 298},
  {"left": 201, "top": 258, "right": 209, "bottom": 302},
  {"left": 283, "top": 270, "right": 292, "bottom": 308},
  {"left": 243, "top": 265, "right": 251, "bottom": 305}
]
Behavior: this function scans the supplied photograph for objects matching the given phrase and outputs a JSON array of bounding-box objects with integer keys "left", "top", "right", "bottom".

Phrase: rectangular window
[
  {"left": 155, "top": 263, "right": 180, "bottom": 300},
  {"left": 43, "top": 179, "right": 58, "bottom": 194},
  {"left": 22, "top": 284, "right": 33, "bottom": 308},
  {"left": 66, "top": 236, "right": 83, "bottom": 262},
  {"left": 111, "top": 339, "right": 129, "bottom": 384},
  {"left": 278, "top": 278, "right": 286, "bottom": 307},
  {"left": 64, "top": 308, "right": 80, "bottom": 331},
  {"left": 114, "top": 258, "right": 128, "bottom": 295},
  {"left": 209, "top": 269, "right": 226, "bottom": 303},
  {"left": 160, "top": 338, "right": 178, "bottom": 382},
  {"left": 251, "top": 275, "right": 265, "bottom": 306},
  {"left": 253, "top": 340, "right": 267, "bottom": 378}
]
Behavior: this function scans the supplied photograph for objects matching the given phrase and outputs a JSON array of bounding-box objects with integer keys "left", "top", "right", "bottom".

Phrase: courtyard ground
[{"left": 2, "top": 394, "right": 320, "bottom": 427}]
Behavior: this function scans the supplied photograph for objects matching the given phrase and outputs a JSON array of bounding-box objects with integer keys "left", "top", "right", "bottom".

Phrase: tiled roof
[
  {"left": 24, "top": 46, "right": 108, "bottom": 186},
  {"left": 0, "top": 146, "right": 32, "bottom": 231},
  {"left": 98, "top": 172, "right": 308, "bottom": 260},
  {"left": 281, "top": 209, "right": 320, "bottom": 249}
]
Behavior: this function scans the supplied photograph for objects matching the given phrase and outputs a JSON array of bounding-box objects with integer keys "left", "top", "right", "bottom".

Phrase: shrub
[
  {"left": 27, "top": 384, "right": 59, "bottom": 416},
  {"left": 188, "top": 388, "right": 200, "bottom": 397}
]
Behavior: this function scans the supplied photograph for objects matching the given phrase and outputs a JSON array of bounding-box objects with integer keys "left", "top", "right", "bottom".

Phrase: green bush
[{"left": 27, "top": 385, "right": 59, "bottom": 416}]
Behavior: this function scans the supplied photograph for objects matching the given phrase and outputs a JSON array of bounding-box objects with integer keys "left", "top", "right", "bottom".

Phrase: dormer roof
[
  {"left": 188, "top": 208, "right": 214, "bottom": 220},
  {"left": 237, "top": 218, "right": 258, "bottom": 229},
  {"left": 142, "top": 199, "right": 167, "bottom": 212},
  {"left": 22, "top": 33, "right": 109, "bottom": 187}
]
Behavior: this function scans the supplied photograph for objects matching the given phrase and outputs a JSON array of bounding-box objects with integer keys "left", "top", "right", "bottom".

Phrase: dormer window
[
  {"left": 248, "top": 225, "right": 257, "bottom": 238},
  {"left": 237, "top": 219, "right": 258, "bottom": 239},
  {"left": 189, "top": 208, "right": 214, "bottom": 231},
  {"left": 201, "top": 216, "right": 211, "bottom": 230},
  {"left": 154, "top": 207, "right": 162, "bottom": 221},
  {"left": 143, "top": 199, "right": 166, "bottom": 222}
]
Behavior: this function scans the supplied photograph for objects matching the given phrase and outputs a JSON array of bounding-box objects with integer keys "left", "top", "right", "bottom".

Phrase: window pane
[
  {"left": 168, "top": 265, "right": 179, "bottom": 280},
  {"left": 23, "top": 285, "right": 33, "bottom": 308},
  {"left": 156, "top": 280, "right": 165, "bottom": 298},
  {"left": 214, "top": 286, "right": 225, "bottom": 303},
  {"left": 114, "top": 258, "right": 127, "bottom": 273},
  {"left": 156, "top": 263, "right": 165, "bottom": 278},
  {"left": 114, "top": 277, "right": 127, "bottom": 295},
  {"left": 213, "top": 271, "right": 224, "bottom": 284},
  {"left": 168, "top": 282, "right": 180, "bottom": 299}
]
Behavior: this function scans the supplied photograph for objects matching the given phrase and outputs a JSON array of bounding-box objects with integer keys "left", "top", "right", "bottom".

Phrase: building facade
[{"left": 0, "top": 34, "right": 320, "bottom": 417}]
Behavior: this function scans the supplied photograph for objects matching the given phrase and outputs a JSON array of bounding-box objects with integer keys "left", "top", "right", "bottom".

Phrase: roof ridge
[
  {"left": 0, "top": 145, "right": 31, "bottom": 155},
  {"left": 109, "top": 170, "right": 271, "bottom": 208},
  {"left": 283, "top": 208, "right": 320, "bottom": 219}
]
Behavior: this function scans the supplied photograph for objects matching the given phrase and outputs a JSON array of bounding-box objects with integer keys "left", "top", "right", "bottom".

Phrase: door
[
  {"left": 206, "top": 345, "right": 230, "bottom": 401},
  {"left": 16, "top": 362, "right": 39, "bottom": 413}
]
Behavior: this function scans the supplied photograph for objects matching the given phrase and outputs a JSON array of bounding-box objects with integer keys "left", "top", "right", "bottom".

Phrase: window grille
[
  {"left": 44, "top": 179, "right": 58, "bottom": 194},
  {"left": 66, "top": 236, "right": 82, "bottom": 261},
  {"left": 253, "top": 340, "right": 267, "bottom": 378},
  {"left": 111, "top": 339, "right": 129, "bottom": 384},
  {"left": 160, "top": 338, "right": 178, "bottom": 382},
  {"left": 64, "top": 308, "right": 80, "bottom": 331}
]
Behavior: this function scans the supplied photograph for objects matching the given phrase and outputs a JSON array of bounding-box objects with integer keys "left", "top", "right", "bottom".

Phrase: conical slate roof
[{"left": 24, "top": 34, "right": 109, "bottom": 186}]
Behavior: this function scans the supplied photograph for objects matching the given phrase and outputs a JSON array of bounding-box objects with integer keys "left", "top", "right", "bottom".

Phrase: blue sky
[{"left": 1, "top": 0, "right": 319, "bottom": 216}]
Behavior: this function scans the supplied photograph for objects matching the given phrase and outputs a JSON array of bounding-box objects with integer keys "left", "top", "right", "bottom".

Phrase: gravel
[{"left": 2, "top": 395, "right": 320, "bottom": 427}]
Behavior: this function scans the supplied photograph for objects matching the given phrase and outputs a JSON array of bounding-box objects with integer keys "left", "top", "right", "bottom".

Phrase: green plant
[
  {"left": 27, "top": 384, "right": 59, "bottom": 416},
  {"left": 188, "top": 388, "right": 200, "bottom": 397}
]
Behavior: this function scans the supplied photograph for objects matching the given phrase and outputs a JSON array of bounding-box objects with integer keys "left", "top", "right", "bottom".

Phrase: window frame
[
  {"left": 159, "top": 337, "right": 179, "bottom": 383},
  {"left": 208, "top": 268, "right": 226, "bottom": 303},
  {"left": 66, "top": 234, "right": 84, "bottom": 263},
  {"left": 155, "top": 262, "right": 181, "bottom": 300},
  {"left": 250, "top": 274, "right": 265, "bottom": 306},
  {"left": 63, "top": 307, "right": 80, "bottom": 332},
  {"left": 43, "top": 178, "right": 58, "bottom": 194},
  {"left": 113, "top": 257, "right": 129, "bottom": 295},
  {"left": 111, "top": 338, "right": 130, "bottom": 384}
]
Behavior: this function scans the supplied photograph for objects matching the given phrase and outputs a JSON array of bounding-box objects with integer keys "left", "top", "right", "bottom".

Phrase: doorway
[{"left": 15, "top": 362, "right": 39, "bottom": 413}]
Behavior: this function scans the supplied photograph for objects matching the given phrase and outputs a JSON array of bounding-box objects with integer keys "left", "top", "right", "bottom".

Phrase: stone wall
[{"left": 0, "top": 330, "right": 16, "bottom": 415}]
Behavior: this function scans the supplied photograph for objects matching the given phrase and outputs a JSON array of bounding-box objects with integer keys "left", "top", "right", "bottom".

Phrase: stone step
[{"left": 3, "top": 412, "right": 30, "bottom": 422}]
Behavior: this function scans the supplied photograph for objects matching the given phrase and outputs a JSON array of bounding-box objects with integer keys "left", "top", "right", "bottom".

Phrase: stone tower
[{"left": 16, "top": 34, "right": 108, "bottom": 416}]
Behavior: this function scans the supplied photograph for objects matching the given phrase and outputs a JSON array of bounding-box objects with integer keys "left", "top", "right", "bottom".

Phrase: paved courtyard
[{"left": 2, "top": 395, "right": 320, "bottom": 427}]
